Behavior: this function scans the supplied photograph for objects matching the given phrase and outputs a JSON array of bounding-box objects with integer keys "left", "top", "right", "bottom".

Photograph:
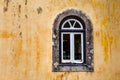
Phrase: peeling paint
[
  {"left": 19, "top": 32, "right": 22, "bottom": 38},
  {"left": 3, "top": 7, "right": 8, "bottom": 12},
  {"left": 18, "top": 5, "right": 21, "bottom": 14},
  {"left": 25, "top": 15, "right": 28, "bottom": 18},
  {"left": 3, "top": 0, "right": 10, "bottom": 12},
  {"left": 25, "top": 0, "right": 27, "bottom": 5},
  {"left": 37, "top": 7, "right": 42, "bottom": 14}
]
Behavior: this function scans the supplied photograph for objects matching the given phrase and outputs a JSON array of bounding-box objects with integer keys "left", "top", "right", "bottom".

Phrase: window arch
[
  {"left": 60, "top": 15, "right": 85, "bottom": 64},
  {"left": 52, "top": 9, "right": 93, "bottom": 72},
  {"left": 61, "top": 18, "right": 83, "bottom": 29}
]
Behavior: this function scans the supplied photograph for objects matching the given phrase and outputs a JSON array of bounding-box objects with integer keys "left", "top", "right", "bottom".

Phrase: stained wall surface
[{"left": 0, "top": 0, "right": 120, "bottom": 80}]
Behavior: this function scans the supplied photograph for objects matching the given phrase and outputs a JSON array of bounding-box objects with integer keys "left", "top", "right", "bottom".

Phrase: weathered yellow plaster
[
  {"left": 0, "top": 0, "right": 120, "bottom": 80},
  {"left": 0, "top": 31, "right": 15, "bottom": 38}
]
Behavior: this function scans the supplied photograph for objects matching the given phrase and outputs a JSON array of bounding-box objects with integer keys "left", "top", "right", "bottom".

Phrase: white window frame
[
  {"left": 61, "top": 32, "right": 84, "bottom": 63},
  {"left": 61, "top": 18, "right": 84, "bottom": 63},
  {"left": 62, "top": 19, "right": 83, "bottom": 29}
]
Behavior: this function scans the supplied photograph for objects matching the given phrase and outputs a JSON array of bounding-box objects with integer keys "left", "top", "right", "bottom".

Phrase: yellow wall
[{"left": 0, "top": 0, "right": 120, "bottom": 80}]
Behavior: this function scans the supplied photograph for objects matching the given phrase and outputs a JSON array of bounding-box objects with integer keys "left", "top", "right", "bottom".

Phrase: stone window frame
[{"left": 52, "top": 9, "right": 94, "bottom": 72}]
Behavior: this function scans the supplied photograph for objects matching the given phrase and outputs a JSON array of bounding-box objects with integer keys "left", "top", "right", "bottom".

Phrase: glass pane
[
  {"left": 70, "top": 20, "right": 74, "bottom": 27},
  {"left": 74, "top": 34, "right": 82, "bottom": 60},
  {"left": 64, "top": 22, "right": 70, "bottom": 28},
  {"left": 63, "top": 34, "right": 70, "bottom": 60},
  {"left": 74, "top": 22, "right": 81, "bottom": 28}
]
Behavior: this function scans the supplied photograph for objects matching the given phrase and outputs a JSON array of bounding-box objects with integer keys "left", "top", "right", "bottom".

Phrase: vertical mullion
[
  {"left": 61, "top": 33, "right": 63, "bottom": 62},
  {"left": 70, "top": 33, "right": 72, "bottom": 63},
  {"left": 70, "top": 33, "right": 74, "bottom": 63},
  {"left": 72, "top": 33, "right": 74, "bottom": 63},
  {"left": 81, "top": 33, "right": 84, "bottom": 63}
]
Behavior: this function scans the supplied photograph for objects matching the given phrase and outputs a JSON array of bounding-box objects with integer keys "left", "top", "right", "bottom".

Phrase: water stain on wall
[
  {"left": 35, "top": 35, "right": 41, "bottom": 79},
  {"left": 91, "top": 0, "right": 118, "bottom": 63},
  {"left": 99, "top": 1, "right": 118, "bottom": 63},
  {"left": 54, "top": 72, "right": 70, "bottom": 80},
  {"left": 0, "top": 31, "right": 15, "bottom": 38},
  {"left": 13, "top": 38, "right": 23, "bottom": 66},
  {"left": 0, "top": 0, "right": 120, "bottom": 80},
  {"left": 96, "top": 21, "right": 118, "bottom": 63}
]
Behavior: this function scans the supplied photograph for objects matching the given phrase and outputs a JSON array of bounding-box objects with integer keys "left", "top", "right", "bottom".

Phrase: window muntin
[
  {"left": 62, "top": 19, "right": 83, "bottom": 29},
  {"left": 61, "top": 17, "right": 84, "bottom": 64},
  {"left": 61, "top": 32, "right": 83, "bottom": 63}
]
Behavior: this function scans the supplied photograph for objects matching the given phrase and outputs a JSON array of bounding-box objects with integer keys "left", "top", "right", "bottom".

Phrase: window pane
[
  {"left": 74, "top": 22, "right": 81, "bottom": 28},
  {"left": 74, "top": 34, "right": 82, "bottom": 60},
  {"left": 63, "top": 34, "right": 70, "bottom": 60},
  {"left": 64, "top": 22, "right": 70, "bottom": 28},
  {"left": 70, "top": 20, "right": 74, "bottom": 27}
]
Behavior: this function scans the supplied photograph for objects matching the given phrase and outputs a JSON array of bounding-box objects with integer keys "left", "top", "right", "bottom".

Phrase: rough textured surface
[{"left": 0, "top": 0, "right": 120, "bottom": 80}]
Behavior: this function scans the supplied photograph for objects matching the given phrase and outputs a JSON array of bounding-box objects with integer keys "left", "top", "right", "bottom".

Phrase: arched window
[
  {"left": 60, "top": 15, "right": 85, "bottom": 64},
  {"left": 52, "top": 9, "right": 93, "bottom": 72}
]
